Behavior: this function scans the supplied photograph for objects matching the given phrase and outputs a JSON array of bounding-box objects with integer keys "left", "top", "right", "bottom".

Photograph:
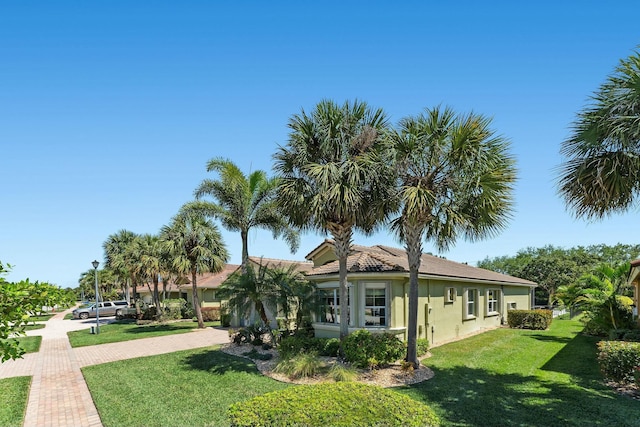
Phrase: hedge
[
  {"left": 227, "top": 382, "right": 440, "bottom": 427},
  {"left": 507, "top": 309, "right": 552, "bottom": 330},
  {"left": 597, "top": 340, "right": 640, "bottom": 383}
]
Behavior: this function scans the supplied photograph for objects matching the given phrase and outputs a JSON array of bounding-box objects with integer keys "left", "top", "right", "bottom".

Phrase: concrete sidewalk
[{"left": 0, "top": 308, "right": 229, "bottom": 427}]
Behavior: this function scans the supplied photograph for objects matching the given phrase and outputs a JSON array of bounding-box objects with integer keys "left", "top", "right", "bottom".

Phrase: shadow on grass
[
  {"left": 182, "top": 349, "right": 258, "bottom": 375},
  {"left": 526, "top": 334, "right": 573, "bottom": 344},
  {"left": 403, "top": 364, "right": 640, "bottom": 427}
]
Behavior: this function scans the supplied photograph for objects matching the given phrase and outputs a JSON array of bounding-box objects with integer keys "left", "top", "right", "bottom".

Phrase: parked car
[{"left": 72, "top": 301, "right": 129, "bottom": 319}]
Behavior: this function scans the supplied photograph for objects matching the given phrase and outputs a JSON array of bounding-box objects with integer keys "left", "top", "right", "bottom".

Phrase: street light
[{"left": 92, "top": 260, "right": 100, "bottom": 334}]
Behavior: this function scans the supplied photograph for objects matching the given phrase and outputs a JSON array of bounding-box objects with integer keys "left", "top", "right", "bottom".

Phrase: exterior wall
[{"left": 310, "top": 274, "right": 533, "bottom": 345}]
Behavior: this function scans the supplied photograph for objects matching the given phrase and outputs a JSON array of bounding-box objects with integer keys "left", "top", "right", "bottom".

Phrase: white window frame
[
  {"left": 317, "top": 284, "right": 354, "bottom": 326},
  {"left": 363, "top": 282, "right": 388, "bottom": 327},
  {"left": 485, "top": 289, "right": 501, "bottom": 317},
  {"left": 463, "top": 288, "right": 478, "bottom": 320},
  {"left": 445, "top": 287, "right": 457, "bottom": 303}
]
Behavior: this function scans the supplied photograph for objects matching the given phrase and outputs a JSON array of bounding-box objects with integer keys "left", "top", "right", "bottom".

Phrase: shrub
[
  {"left": 162, "top": 298, "right": 185, "bottom": 320},
  {"left": 227, "top": 382, "right": 440, "bottom": 427},
  {"left": 230, "top": 323, "right": 270, "bottom": 346},
  {"left": 343, "top": 329, "right": 405, "bottom": 369},
  {"left": 141, "top": 306, "right": 159, "bottom": 320},
  {"left": 279, "top": 336, "right": 322, "bottom": 359},
  {"left": 220, "top": 312, "right": 231, "bottom": 327},
  {"left": 597, "top": 340, "right": 640, "bottom": 382},
  {"left": 321, "top": 338, "right": 340, "bottom": 357},
  {"left": 181, "top": 304, "right": 194, "bottom": 320},
  {"left": 200, "top": 307, "right": 221, "bottom": 322},
  {"left": 507, "top": 309, "right": 552, "bottom": 330},
  {"left": 416, "top": 338, "right": 430, "bottom": 357},
  {"left": 328, "top": 363, "right": 358, "bottom": 382},
  {"left": 274, "top": 352, "right": 324, "bottom": 379}
]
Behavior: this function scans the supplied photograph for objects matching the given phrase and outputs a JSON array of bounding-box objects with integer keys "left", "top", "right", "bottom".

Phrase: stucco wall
[{"left": 311, "top": 275, "right": 533, "bottom": 345}]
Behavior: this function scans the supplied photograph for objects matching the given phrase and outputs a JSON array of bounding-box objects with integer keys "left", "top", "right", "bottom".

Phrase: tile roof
[
  {"left": 306, "top": 242, "right": 536, "bottom": 286},
  {"left": 248, "top": 256, "right": 314, "bottom": 274},
  {"left": 177, "top": 264, "right": 241, "bottom": 289}
]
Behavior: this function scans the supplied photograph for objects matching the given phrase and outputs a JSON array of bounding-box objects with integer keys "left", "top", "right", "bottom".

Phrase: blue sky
[{"left": 2, "top": 1, "right": 640, "bottom": 289}]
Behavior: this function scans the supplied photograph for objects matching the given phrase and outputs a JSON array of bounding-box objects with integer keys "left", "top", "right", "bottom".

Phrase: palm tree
[
  {"left": 161, "top": 210, "right": 228, "bottom": 328},
  {"left": 183, "top": 158, "right": 299, "bottom": 271},
  {"left": 131, "top": 234, "right": 164, "bottom": 315},
  {"left": 218, "top": 262, "right": 274, "bottom": 326},
  {"left": 268, "top": 265, "right": 318, "bottom": 333},
  {"left": 103, "top": 230, "right": 139, "bottom": 305},
  {"left": 274, "top": 99, "right": 396, "bottom": 339},
  {"left": 557, "top": 49, "right": 640, "bottom": 219},
  {"left": 389, "top": 106, "right": 516, "bottom": 367}
]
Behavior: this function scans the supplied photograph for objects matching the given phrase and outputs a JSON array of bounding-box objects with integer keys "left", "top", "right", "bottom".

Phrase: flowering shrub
[{"left": 342, "top": 329, "right": 405, "bottom": 369}]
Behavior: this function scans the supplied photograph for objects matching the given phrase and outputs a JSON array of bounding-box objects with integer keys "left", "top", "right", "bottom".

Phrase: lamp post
[{"left": 92, "top": 260, "right": 100, "bottom": 334}]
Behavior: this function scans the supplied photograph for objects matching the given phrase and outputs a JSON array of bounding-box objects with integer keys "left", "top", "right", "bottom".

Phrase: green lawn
[
  {"left": 27, "top": 313, "right": 54, "bottom": 322},
  {"left": 16, "top": 336, "right": 42, "bottom": 354},
  {"left": 400, "top": 318, "right": 640, "bottom": 427},
  {"left": 67, "top": 320, "right": 221, "bottom": 348},
  {"left": 82, "top": 347, "right": 289, "bottom": 427},
  {"left": 0, "top": 376, "right": 30, "bottom": 427},
  {"left": 23, "top": 324, "right": 45, "bottom": 331},
  {"left": 82, "top": 317, "right": 640, "bottom": 427}
]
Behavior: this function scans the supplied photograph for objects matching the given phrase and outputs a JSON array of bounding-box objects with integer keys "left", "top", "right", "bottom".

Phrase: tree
[
  {"left": 557, "top": 49, "right": 640, "bottom": 219},
  {"left": 389, "top": 106, "right": 516, "bottom": 367},
  {"left": 131, "top": 234, "right": 165, "bottom": 315},
  {"left": 218, "top": 262, "right": 274, "bottom": 326},
  {"left": 264, "top": 263, "right": 317, "bottom": 332},
  {"left": 274, "top": 99, "right": 396, "bottom": 340},
  {"left": 161, "top": 210, "right": 228, "bottom": 328},
  {"left": 183, "top": 158, "right": 299, "bottom": 271},
  {"left": 478, "top": 243, "right": 640, "bottom": 305},
  {"left": 0, "top": 262, "right": 70, "bottom": 362},
  {"left": 103, "top": 229, "right": 139, "bottom": 303}
]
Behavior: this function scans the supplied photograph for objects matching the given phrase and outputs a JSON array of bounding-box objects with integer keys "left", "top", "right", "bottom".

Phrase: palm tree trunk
[
  {"left": 241, "top": 229, "right": 249, "bottom": 273},
  {"left": 192, "top": 269, "right": 204, "bottom": 328},
  {"left": 329, "top": 223, "right": 353, "bottom": 341},
  {"left": 257, "top": 302, "right": 269, "bottom": 325},
  {"left": 405, "top": 222, "right": 424, "bottom": 368}
]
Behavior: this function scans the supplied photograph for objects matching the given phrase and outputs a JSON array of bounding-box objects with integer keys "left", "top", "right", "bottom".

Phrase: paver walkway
[{"left": 0, "top": 307, "right": 229, "bottom": 427}]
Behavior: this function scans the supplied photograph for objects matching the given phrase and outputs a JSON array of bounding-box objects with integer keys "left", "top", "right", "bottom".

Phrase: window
[
  {"left": 364, "top": 284, "right": 387, "bottom": 326},
  {"left": 318, "top": 287, "right": 351, "bottom": 325},
  {"left": 102, "top": 302, "right": 112, "bottom": 308},
  {"left": 486, "top": 289, "right": 501, "bottom": 316},
  {"left": 463, "top": 288, "right": 478, "bottom": 319},
  {"left": 507, "top": 302, "right": 517, "bottom": 310},
  {"left": 446, "top": 287, "right": 456, "bottom": 303}
]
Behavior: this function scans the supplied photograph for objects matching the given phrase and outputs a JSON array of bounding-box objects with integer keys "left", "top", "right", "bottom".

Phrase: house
[
  {"left": 305, "top": 240, "right": 536, "bottom": 346},
  {"left": 137, "top": 264, "right": 240, "bottom": 308}
]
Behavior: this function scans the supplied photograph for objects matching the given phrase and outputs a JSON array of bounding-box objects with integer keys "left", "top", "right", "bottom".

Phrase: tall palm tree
[
  {"left": 274, "top": 99, "right": 396, "bottom": 339},
  {"left": 557, "top": 49, "right": 640, "bottom": 219},
  {"left": 103, "top": 230, "right": 139, "bottom": 304},
  {"left": 183, "top": 158, "right": 299, "bottom": 271},
  {"left": 389, "top": 106, "right": 516, "bottom": 366},
  {"left": 131, "top": 234, "right": 164, "bottom": 315},
  {"left": 161, "top": 210, "right": 228, "bottom": 328}
]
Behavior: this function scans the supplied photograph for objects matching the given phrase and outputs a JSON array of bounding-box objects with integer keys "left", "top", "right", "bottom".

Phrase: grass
[
  {"left": 16, "top": 336, "right": 42, "bottom": 354},
  {"left": 0, "top": 376, "right": 30, "bottom": 427},
  {"left": 67, "top": 320, "right": 221, "bottom": 348},
  {"left": 27, "top": 313, "right": 54, "bottom": 322},
  {"left": 400, "top": 318, "right": 640, "bottom": 427},
  {"left": 82, "top": 347, "right": 289, "bottom": 427},
  {"left": 23, "top": 324, "right": 45, "bottom": 331}
]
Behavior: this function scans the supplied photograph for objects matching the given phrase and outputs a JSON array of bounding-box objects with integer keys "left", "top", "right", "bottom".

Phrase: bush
[
  {"left": 162, "top": 298, "right": 185, "bottom": 320},
  {"left": 322, "top": 338, "right": 340, "bottom": 357},
  {"left": 230, "top": 323, "right": 270, "bottom": 346},
  {"left": 274, "top": 352, "right": 324, "bottom": 379},
  {"left": 279, "top": 336, "right": 323, "bottom": 359},
  {"left": 342, "top": 329, "right": 405, "bottom": 369},
  {"left": 597, "top": 340, "right": 640, "bottom": 383},
  {"left": 141, "top": 306, "right": 159, "bottom": 320},
  {"left": 227, "top": 382, "right": 440, "bottom": 427},
  {"left": 200, "top": 307, "right": 221, "bottom": 322},
  {"left": 417, "top": 338, "right": 430, "bottom": 357},
  {"left": 220, "top": 312, "right": 231, "bottom": 327},
  {"left": 507, "top": 309, "right": 552, "bottom": 330},
  {"left": 328, "top": 363, "right": 358, "bottom": 382}
]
